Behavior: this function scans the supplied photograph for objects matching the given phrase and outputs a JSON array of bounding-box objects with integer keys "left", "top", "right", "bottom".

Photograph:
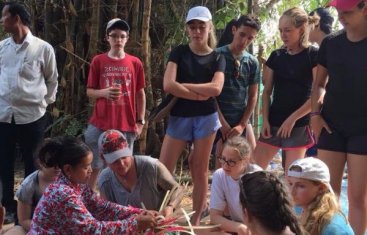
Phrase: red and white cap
[{"left": 98, "top": 129, "right": 132, "bottom": 164}]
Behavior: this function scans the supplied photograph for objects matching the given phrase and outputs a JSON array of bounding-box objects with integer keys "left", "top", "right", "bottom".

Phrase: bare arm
[
  {"left": 310, "top": 64, "right": 331, "bottom": 141},
  {"left": 136, "top": 88, "right": 146, "bottom": 121},
  {"left": 210, "top": 209, "right": 249, "bottom": 234},
  {"left": 17, "top": 201, "right": 32, "bottom": 231},
  {"left": 86, "top": 88, "right": 109, "bottom": 99},
  {"left": 261, "top": 65, "right": 274, "bottom": 138},
  {"left": 311, "top": 64, "right": 328, "bottom": 113},
  {"left": 261, "top": 66, "right": 273, "bottom": 124},
  {"left": 135, "top": 88, "right": 146, "bottom": 135},
  {"left": 227, "top": 84, "right": 259, "bottom": 138},
  {"left": 163, "top": 62, "right": 207, "bottom": 100},
  {"left": 156, "top": 161, "right": 184, "bottom": 216},
  {"left": 277, "top": 66, "right": 317, "bottom": 138},
  {"left": 290, "top": 66, "right": 318, "bottom": 119},
  {"left": 239, "top": 84, "right": 258, "bottom": 126},
  {"left": 181, "top": 71, "right": 225, "bottom": 97}
]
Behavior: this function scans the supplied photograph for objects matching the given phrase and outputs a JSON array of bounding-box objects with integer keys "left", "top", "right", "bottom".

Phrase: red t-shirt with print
[{"left": 87, "top": 53, "right": 145, "bottom": 132}]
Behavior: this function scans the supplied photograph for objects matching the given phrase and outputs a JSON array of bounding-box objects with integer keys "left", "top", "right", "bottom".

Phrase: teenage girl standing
[
  {"left": 159, "top": 6, "right": 225, "bottom": 225},
  {"left": 311, "top": 0, "right": 367, "bottom": 234}
]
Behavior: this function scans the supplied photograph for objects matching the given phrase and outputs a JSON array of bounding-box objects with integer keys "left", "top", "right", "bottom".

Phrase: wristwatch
[{"left": 136, "top": 119, "right": 145, "bottom": 125}]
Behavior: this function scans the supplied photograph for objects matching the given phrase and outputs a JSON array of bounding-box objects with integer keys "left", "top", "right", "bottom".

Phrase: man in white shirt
[{"left": 0, "top": 2, "right": 58, "bottom": 223}]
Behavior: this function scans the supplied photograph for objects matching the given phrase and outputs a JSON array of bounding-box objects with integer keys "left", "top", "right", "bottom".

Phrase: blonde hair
[
  {"left": 223, "top": 136, "right": 251, "bottom": 160},
  {"left": 281, "top": 7, "right": 317, "bottom": 48},
  {"left": 301, "top": 181, "right": 343, "bottom": 235},
  {"left": 186, "top": 21, "right": 217, "bottom": 49},
  {"left": 208, "top": 21, "right": 217, "bottom": 49}
]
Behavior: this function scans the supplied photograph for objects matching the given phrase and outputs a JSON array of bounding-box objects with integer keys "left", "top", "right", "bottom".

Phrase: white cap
[
  {"left": 186, "top": 6, "right": 212, "bottom": 23},
  {"left": 106, "top": 18, "right": 130, "bottom": 33},
  {"left": 288, "top": 157, "right": 334, "bottom": 194}
]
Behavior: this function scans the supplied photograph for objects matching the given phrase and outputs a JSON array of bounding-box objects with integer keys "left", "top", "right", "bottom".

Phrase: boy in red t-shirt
[{"left": 85, "top": 19, "right": 146, "bottom": 189}]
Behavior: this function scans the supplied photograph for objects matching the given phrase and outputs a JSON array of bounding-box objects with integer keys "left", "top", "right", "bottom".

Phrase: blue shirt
[{"left": 322, "top": 213, "right": 354, "bottom": 235}]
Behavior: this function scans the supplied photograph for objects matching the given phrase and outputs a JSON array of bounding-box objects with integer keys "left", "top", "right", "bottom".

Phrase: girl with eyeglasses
[
  {"left": 253, "top": 7, "right": 319, "bottom": 172},
  {"left": 209, "top": 136, "right": 261, "bottom": 234},
  {"left": 311, "top": 0, "right": 367, "bottom": 234},
  {"left": 239, "top": 171, "right": 304, "bottom": 235}
]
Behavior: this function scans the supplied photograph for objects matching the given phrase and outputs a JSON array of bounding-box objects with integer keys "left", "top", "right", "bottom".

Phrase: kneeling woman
[
  {"left": 28, "top": 136, "right": 156, "bottom": 234},
  {"left": 209, "top": 136, "right": 261, "bottom": 234}
]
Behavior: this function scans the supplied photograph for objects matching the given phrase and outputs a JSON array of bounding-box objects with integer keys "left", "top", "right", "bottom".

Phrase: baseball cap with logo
[
  {"left": 288, "top": 157, "right": 334, "bottom": 194},
  {"left": 98, "top": 129, "right": 132, "bottom": 164},
  {"left": 186, "top": 6, "right": 212, "bottom": 23},
  {"left": 328, "top": 0, "right": 363, "bottom": 10},
  {"left": 106, "top": 18, "right": 130, "bottom": 33}
]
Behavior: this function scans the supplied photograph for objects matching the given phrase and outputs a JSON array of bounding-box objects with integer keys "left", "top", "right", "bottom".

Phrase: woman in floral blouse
[{"left": 28, "top": 136, "right": 156, "bottom": 234}]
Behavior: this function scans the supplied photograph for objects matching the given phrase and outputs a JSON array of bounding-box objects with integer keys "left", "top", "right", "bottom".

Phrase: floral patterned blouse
[{"left": 28, "top": 174, "right": 143, "bottom": 234}]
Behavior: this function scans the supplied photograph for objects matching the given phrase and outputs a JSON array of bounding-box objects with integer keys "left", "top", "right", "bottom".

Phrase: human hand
[
  {"left": 220, "top": 122, "right": 231, "bottom": 141},
  {"left": 310, "top": 115, "right": 331, "bottom": 143},
  {"left": 136, "top": 123, "right": 144, "bottom": 136},
  {"left": 196, "top": 93, "right": 210, "bottom": 101},
  {"left": 227, "top": 124, "right": 246, "bottom": 139},
  {"left": 277, "top": 115, "right": 296, "bottom": 138},
  {"left": 261, "top": 120, "right": 272, "bottom": 139},
  {"left": 160, "top": 205, "right": 174, "bottom": 218},
  {"left": 136, "top": 212, "right": 157, "bottom": 231},
  {"left": 237, "top": 224, "right": 250, "bottom": 235},
  {"left": 109, "top": 85, "right": 122, "bottom": 101}
]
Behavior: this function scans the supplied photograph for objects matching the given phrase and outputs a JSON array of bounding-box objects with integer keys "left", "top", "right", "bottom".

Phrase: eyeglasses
[
  {"left": 218, "top": 156, "right": 242, "bottom": 167},
  {"left": 108, "top": 34, "right": 128, "bottom": 40},
  {"left": 233, "top": 59, "right": 241, "bottom": 78}
]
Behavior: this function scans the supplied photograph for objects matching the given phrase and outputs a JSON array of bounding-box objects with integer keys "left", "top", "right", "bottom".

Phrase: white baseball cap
[
  {"left": 186, "top": 6, "right": 212, "bottom": 23},
  {"left": 288, "top": 157, "right": 334, "bottom": 194}
]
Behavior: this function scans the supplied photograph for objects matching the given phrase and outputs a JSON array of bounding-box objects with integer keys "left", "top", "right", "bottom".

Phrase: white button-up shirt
[{"left": 0, "top": 32, "right": 58, "bottom": 124}]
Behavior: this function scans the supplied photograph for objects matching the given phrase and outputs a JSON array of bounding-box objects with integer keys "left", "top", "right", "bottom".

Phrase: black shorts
[
  {"left": 317, "top": 128, "right": 367, "bottom": 155},
  {"left": 258, "top": 126, "right": 314, "bottom": 150}
]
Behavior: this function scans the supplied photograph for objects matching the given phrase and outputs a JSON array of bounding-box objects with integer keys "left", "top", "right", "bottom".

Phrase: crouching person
[{"left": 97, "top": 129, "right": 184, "bottom": 217}]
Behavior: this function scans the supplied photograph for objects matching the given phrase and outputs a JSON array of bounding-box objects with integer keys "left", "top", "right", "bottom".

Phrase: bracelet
[{"left": 310, "top": 111, "right": 321, "bottom": 118}]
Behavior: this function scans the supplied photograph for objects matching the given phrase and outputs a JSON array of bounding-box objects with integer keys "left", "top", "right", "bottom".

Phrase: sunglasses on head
[{"left": 233, "top": 59, "right": 241, "bottom": 78}]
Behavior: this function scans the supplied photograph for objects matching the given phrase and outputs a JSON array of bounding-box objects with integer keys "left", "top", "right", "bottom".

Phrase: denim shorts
[
  {"left": 258, "top": 126, "right": 314, "bottom": 150},
  {"left": 84, "top": 124, "right": 136, "bottom": 169},
  {"left": 166, "top": 112, "right": 221, "bottom": 142}
]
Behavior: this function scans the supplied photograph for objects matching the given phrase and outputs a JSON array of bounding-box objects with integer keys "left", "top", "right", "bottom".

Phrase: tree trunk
[{"left": 139, "top": 0, "right": 152, "bottom": 154}]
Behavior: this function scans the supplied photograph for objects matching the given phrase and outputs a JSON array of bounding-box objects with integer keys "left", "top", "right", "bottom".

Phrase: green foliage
[
  {"left": 214, "top": 0, "right": 248, "bottom": 29},
  {"left": 47, "top": 113, "right": 87, "bottom": 138},
  {"left": 214, "top": 0, "right": 338, "bottom": 58}
]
